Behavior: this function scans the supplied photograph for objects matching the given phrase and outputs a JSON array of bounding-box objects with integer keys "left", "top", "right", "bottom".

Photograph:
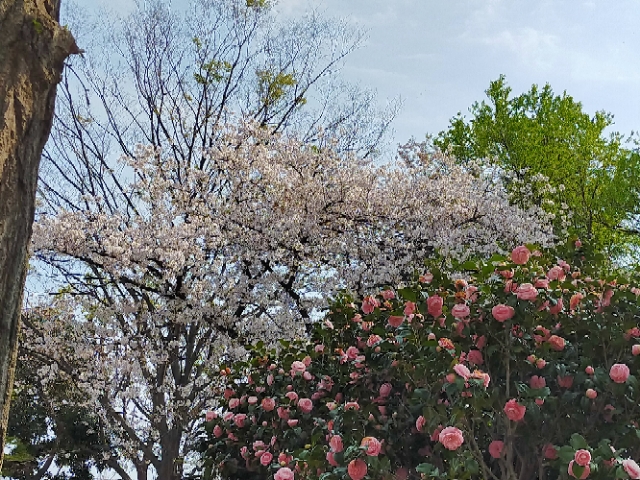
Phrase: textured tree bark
[{"left": 0, "top": 0, "right": 78, "bottom": 471}]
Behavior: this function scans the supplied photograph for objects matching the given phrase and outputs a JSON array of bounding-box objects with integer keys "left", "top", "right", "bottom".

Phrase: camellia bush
[{"left": 200, "top": 241, "right": 640, "bottom": 480}]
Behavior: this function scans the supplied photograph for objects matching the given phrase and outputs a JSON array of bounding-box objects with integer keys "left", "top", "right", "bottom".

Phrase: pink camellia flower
[
  {"left": 326, "top": 451, "right": 339, "bottom": 467},
  {"left": 274, "top": 466, "right": 295, "bottom": 480},
  {"left": 499, "top": 269, "right": 514, "bottom": 279},
  {"left": 388, "top": 315, "right": 404, "bottom": 328},
  {"left": 329, "top": 435, "right": 343, "bottom": 452},
  {"left": 213, "top": 425, "right": 223, "bottom": 437},
  {"left": 568, "top": 460, "right": 591, "bottom": 479},
  {"left": 549, "top": 297, "right": 563, "bottom": 315},
  {"left": 489, "top": 440, "right": 504, "bottom": 459},
  {"left": 314, "top": 344, "right": 325, "bottom": 353},
  {"left": 492, "top": 304, "right": 515, "bottom": 322},
  {"left": 205, "top": 411, "right": 216, "bottom": 421},
  {"left": 438, "top": 426, "right": 464, "bottom": 451},
  {"left": 570, "top": 293, "right": 584, "bottom": 311},
  {"left": 445, "top": 373, "right": 456, "bottom": 384},
  {"left": 453, "top": 363, "right": 471, "bottom": 380},
  {"left": 303, "top": 371, "right": 313, "bottom": 381},
  {"left": 610, "top": 363, "right": 630, "bottom": 383},
  {"left": 466, "top": 285, "right": 479, "bottom": 301},
  {"left": 381, "top": 289, "right": 395, "bottom": 300},
  {"left": 586, "top": 389, "right": 597, "bottom": 399},
  {"left": 467, "top": 349, "right": 484, "bottom": 365},
  {"left": 516, "top": 283, "right": 538, "bottom": 301},
  {"left": 427, "top": 295, "right": 444, "bottom": 317},
  {"left": 278, "top": 452, "right": 292, "bottom": 465},
  {"left": 361, "top": 436, "right": 382, "bottom": 456},
  {"left": 287, "top": 419, "right": 298, "bottom": 427},
  {"left": 451, "top": 303, "right": 470, "bottom": 318},
  {"left": 248, "top": 396, "right": 259, "bottom": 405},
  {"left": 346, "top": 346, "right": 360, "bottom": 360},
  {"left": 298, "top": 398, "right": 313, "bottom": 413},
  {"left": 404, "top": 301, "right": 416, "bottom": 316},
  {"left": 379, "top": 383, "right": 392, "bottom": 398},
  {"left": 547, "top": 266, "right": 566, "bottom": 281},
  {"left": 229, "top": 398, "right": 240, "bottom": 409},
  {"left": 416, "top": 415, "right": 426, "bottom": 432},
  {"left": 530, "top": 375, "right": 546, "bottom": 389},
  {"left": 503, "top": 399, "right": 526, "bottom": 422},
  {"left": 543, "top": 444, "right": 558, "bottom": 459},
  {"left": 622, "top": 459, "right": 640, "bottom": 479},
  {"left": 348, "top": 459, "right": 367, "bottom": 480},
  {"left": 361, "top": 296, "right": 379, "bottom": 314},
  {"left": 575, "top": 449, "right": 591, "bottom": 467},
  {"left": 291, "top": 361, "right": 306, "bottom": 374},
  {"left": 535, "top": 278, "right": 550, "bottom": 289},
  {"left": 585, "top": 366, "right": 594, "bottom": 375},
  {"left": 511, "top": 245, "right": 531, "bottom": 264},
  {"left": 277, "top": 407, "right": 290, "bottom": 419},
  {"left": 633, "top": 345, "right": 640, "bottom": 356},
  {"left": 222, "top": 412, "right": 234, "bottom": 422},
  {"left": 430, "top": 425, "right": 443, "bottom": 442},
  {"left": 285, "top": 391, "right": 298, "bottom": 403},
  {"left": 234, "top": 413, "right": 247, "bottom": 427},
  {"left": 367, "top": 334, "right": 382, "bottom": 347},
  {"left": 262, "top": 397, "right": 276, "bottom": 411},
  {"left": 536, "top": 358, "right": 547, "bottom": 369},
  {"left": 548, "top": 335, "right": 566, "bottom": 351},
  {"left": 302, "top": 356, "right": 312, "bottom": 367},
  {"left": 345, "top": 401, "right": 360, "bottom": 410},
  {"left": 476, "top": 335, "right": 487, "bottom": 349},
  {"left": 558, "top": 375, "right": 574, "bottom": 388},
  {"left": 260, "top": 451, "right": 274, "bottom": 466}
]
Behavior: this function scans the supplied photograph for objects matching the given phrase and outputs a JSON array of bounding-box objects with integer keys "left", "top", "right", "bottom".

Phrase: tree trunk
[
  {"left": 158, "top": 429, "right": 183, "bottom": 480},
  {"left": 0, "top": 0, "right": 78, "bottom": 471}
]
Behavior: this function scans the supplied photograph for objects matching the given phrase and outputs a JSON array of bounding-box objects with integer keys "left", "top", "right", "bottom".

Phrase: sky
[{"left": 67, "top": 0, "right": 640, "bottom": 153}]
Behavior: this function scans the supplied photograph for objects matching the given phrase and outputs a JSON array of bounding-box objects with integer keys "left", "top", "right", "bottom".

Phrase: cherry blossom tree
[{"left": 23, "top": 122, "right": 552, "bottom": 479}]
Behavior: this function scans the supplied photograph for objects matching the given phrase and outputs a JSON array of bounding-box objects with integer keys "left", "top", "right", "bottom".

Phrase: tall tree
[
  {"left": 435, "top": 75, "right": 640, "bottom": 258},
  {"left": 0, "top": 0, "right": 78, "bottom": 470}
]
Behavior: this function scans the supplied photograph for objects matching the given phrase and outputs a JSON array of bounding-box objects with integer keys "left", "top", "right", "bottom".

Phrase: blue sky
[{"left": 69, "top": 0, "right": 640, "bottom": 150}]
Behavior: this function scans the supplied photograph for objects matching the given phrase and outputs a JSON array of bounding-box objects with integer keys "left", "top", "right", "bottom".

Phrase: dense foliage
[{"left": 201, "top": 241, "right": 640, "bottom": 480}]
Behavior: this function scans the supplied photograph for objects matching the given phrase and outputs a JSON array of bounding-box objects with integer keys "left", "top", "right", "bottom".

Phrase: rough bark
[{"left": 0, "top": 0, "right": 78, "bottom": 471}]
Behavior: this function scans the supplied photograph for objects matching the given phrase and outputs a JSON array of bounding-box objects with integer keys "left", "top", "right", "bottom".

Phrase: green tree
[{"left": 435, "top": 76, "right": 640, "bottom": 258}]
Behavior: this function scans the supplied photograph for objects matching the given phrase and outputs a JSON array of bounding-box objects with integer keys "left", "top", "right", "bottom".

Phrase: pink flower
[
  {"left": 234, "top": 413, "right": 247, "bottom": 427},
  {"left": 362, "top": 296, "right": 379, "bottom": 314},
  {"left": 205, "top": 411, "right": 216, "bottom": 421},
  {"left": 303, "top": 371, "right": 313, "bottom": 381},
  {"left": 467, "top": 349, "right": 484, "bottom": 365},
  {"left": 568, "top": 460, "right": 590, "bottom": 479},
  {"left": 345, "top": 401, "right": 360, "bottom": 410},
  {"left": 213, "top": 425, "right": 222, "bottom": 437},
  {"left": 416, "top": 415, "right": 426, "bottom": 432},
  {"left": 549, "top": 297, "right": 563, "bottom": 315},
  {"left": 403, "top": 301, "right": 416, "bottom": 316},
  {"left": 586, "top": 389, "right": 597, "bottom": 399},
  {"left": 516, "top": 283, "right": 538, "bottom": 301},
  {"left": 262, "top": 397, "right": 276, "bottom": 411},
  {"left": 570, "top": 293, "right": 584, "bottom": 310},
  {"left": 381, "top": 289, "right": 395, "bottom": 300},
  {"left": 489, "top": 440, "right": 504, "bottom": 459},
  {"left": 547, "top": 335, "right": 566, "bottom": 351},
  {"left": 329, "top": 435, "right": 343, "bottom": 452},
  {"left": 298, "top": 398, "right": 313, "bottom": 413},
  {"left": 547, "top": 266, "right": 566, "bottom": 281},
  {"left": 229, "top": 398, "right": 240, "bottom": 409},
  {"left": 326, "top": 451, "right": 339, "bottom": 467},
  {"left": 438, "top": 426, "right": 464, "bottom": 450},
  {"left": 388, "top": 315, "right": 404, "bottom": 328},
  {"left": 379, "top": 383, "right": 392, "bottom": 398},
  {"left": 314, "top": 344, "right": 325, "bottom": 353},
  {"left": 348, "top": 459, "right": 367, "bottom": 480},
  {"left": 529, "top": 375, "right": 546, "bottom": 389},
  {"left": 427, "top": 295, "right": 444, "bottom": 317},
  {"left": 367, "top": 334, "right": 382, "bottom": 347},
  {"left": 248, "top": 396, "right": 258, "bottom": 405},
  {"left": 610, "top": 363, "right": 630, "bottom": 383},
  {"left": 585, "top": 366, "right": 594, "bottom": 375},
  {"left": 274, "top": 467, "right": 295, "bottom": 480},
  {"left": 536, "top": 358, "right": 547, "bottom": 369},
  {"left": 277, "top": 407, "right": 290, "bottom": 419},
  {"left": 492, "top": 304, "right": 515, "bottom": 322},
  {"left": 558, "top": 375, "right": 574, "bottom": 388},
  {"left": 287, "top": 419, "right": 298, "bottom": 427},
  {"left": 511, "top": 245, "right": 531, "bottom": 264},
  {"left": 453, "top": 363, "right": 471, "bottom": 380},
  {"left": 623, "top": 459, "right": 640, "bottom": 479},
  {"left": 302, "top": 356, "right": 312, "bottom": 366},
  {"left": 260, "top": 451, "right": 273, "bottom": 466},
  {"left": 503, "top": 399, "right": 526, "bottom": 422},
  {"left": 291, "top": 361, "right": 306, "bottom": 374},
  {"left": 574, "top": 449, "right": 591, "bottom": 467},
  {"left": 633, "top": 345, "right": 640, "bottom": 356},
  {"left": 346, "top": 346, "right": 360, "bottom": 360},
  {"left": 361, "top": 436, "right": 382, "bottom": 456},
  {"left": 285, "top": 391, "right": 298, "bottom": 403},
  {"left": 543, "top": 444, "right": 557, "bottom": 459},
  {"left": 430, "top": 425, "right": 443, "bottom": 442},
  {"left": 451, "top": 303, "right": 470, "bottom": 318},
  {"left": 535, "top": 278, "right": 550, "bottom": 289}
]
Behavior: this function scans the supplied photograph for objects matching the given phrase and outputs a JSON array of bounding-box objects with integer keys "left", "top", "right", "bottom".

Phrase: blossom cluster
[{"left": 201, "top": 242, "right": 640, "bottom": 480}]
